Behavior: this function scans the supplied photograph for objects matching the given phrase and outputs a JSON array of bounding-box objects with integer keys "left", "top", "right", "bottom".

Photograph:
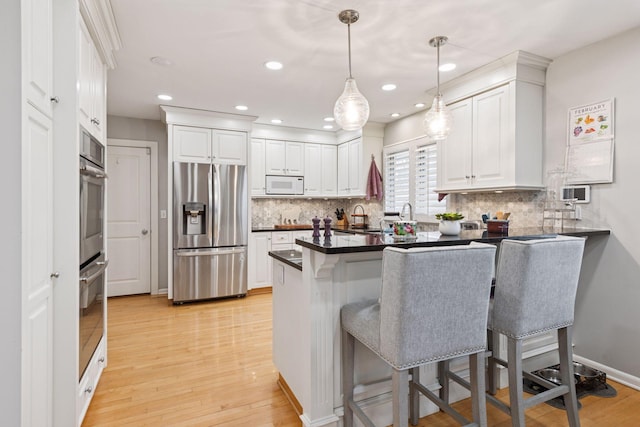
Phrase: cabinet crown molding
[
  {"left": 79, "top": 0, "right": 121, "bottom": 69},
  {"left": 437, "top": 50, "right": 552, "bottom": 106},
  {"left": 161, "top": 105, "right": 257, "bottom": 132}
]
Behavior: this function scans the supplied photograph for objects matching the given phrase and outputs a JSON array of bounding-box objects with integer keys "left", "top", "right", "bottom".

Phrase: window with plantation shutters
[
  {"left": 384, "top": 149, "right": 410, "bottom": 213},
  {"left": 383, "top": 138, "right": 446, "bottom": 221},
  {"left": 415, "top": 144, "right": 446, "bottom": 216}
]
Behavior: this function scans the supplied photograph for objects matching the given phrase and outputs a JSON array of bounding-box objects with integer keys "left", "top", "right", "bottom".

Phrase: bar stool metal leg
[
  {"left": 410, "top": 367, "right": 420, "bottom": 425},
  {"left": 392, "top": 369, "right": 409, "bottom": 427},
  {"left": 507, "top": 337, "right": 525, "bottom": 427},
  {"left": 470, "top": 353, "right": 488, "bottom": 427},
  {"left": 342, "top": 329, "right": 355, "bottom": 427},
  {"left": 559, "top": 326, "right": 580, "bottom": 427}
]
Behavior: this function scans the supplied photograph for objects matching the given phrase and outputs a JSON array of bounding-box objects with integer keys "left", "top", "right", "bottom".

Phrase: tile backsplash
[
  {"left": 251, "top": 190, "right": 598, "bottom": 231},
  {"left": 447, "top": 191, "right": 548, "bottom": 228},
  {"left": 251, "top": 198, "right": 384, "bottom": 228}
]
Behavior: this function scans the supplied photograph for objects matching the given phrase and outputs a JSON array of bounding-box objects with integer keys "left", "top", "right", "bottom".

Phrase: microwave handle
[
  {"left": 80, "top": 259, "right": 109, "bottom": 283},
  {"left": 80, "top": 164, "right": 108, "bottom": 179}
]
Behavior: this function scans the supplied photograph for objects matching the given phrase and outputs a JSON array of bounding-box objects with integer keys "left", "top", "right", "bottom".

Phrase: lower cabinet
[
  {"left": 249, "top": 231, "right": 310, "bottom": 290},
  {"left": 76, "top": 337, "right": 106, "bottom": 425},
  {"left": 249, "top": 232, "right": 272, "bottom": 289},
  {"left": 272, "top": 259, "right": 305, "bottom": 401}
]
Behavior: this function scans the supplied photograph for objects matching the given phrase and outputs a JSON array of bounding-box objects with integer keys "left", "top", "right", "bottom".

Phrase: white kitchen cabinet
[
  {"left": 250, "top": 138, "right": 266, "bottom": 195},
  {"left": 337, "top": 142, "right": 349, "bottom": 195},
  {"left": 78, "top": 18, "right": 106, "bottom": 141},
  {"left": 173, "top": 126, "right": 247, "bottom": 164},
  {"left": 173, "top": 126, "right": 211, "bottom": 162},
  {"left": 265, "top": 140, "right": 304, "bottom": 175},
  {"left": 272, "top": 259, "right": 305, "bottom": 402},
  {"left": 337, "top": 137, "right": 375, "bottom": 197},
  {"left": 437, "top": 82, "right": 544, "bottom": 192},
  {"left": 321, "top": 145, "right": 337, "bottom": 196},
  {"left": 23, "top": 0, "right": 53, "bottom": 117},
  {"left": 303, "top": 144, "right": 322, "bottom": 196},
  {"left": 303, "top": 143, "right": 338, "bottom": 197},
  {"left": 249, "top": 232, "right": 272, "bottom": 289},
  {"left": 23, "top": 104, "right": 55, "bottom": 427},
  {"left": 76, "top": 338, "right": 105, "bottom": 425}
]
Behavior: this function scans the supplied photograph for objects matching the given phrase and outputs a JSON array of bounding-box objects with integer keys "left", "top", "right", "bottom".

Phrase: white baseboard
[{"left": 573, "top": 354, "right": 640, "bottom": 391}]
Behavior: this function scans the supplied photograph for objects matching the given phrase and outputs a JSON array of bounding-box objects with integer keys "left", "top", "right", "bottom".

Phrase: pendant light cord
[
  {"left": 436, "top": 40, "right": 441, "bottom": 96},
  {"left": 347, "top": 23, "right": 353, "bottom": 79}
]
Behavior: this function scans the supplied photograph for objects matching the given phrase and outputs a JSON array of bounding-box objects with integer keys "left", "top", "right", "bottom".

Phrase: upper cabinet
[
  {"left": 304, "top": 143, "right": 337, "bottom": 197},
  {"left": 78, "top": 18, "right": 106, "bottom": 141},
  {"left": 435, "top": 51, "right": 550, "bottom": 193},
  {"left": 336, "top": 131, "right": 382, "bottom": 198},
  {"left": 250, "top": 138, "right": 266, "bottom": 195},
  {"left": 265, "top": 140, "right": 304, "bottom": 175},
  {"left": 173, "top": 125, "right": 247, "bottom": 164},
  {"left": 23, "top": 0, "right": 54, "bottom": 118}
]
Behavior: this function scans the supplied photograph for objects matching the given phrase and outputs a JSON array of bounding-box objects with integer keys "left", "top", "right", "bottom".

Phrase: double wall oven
[{"left": 79, "top": 127, "right": 108, "bottom": 380}]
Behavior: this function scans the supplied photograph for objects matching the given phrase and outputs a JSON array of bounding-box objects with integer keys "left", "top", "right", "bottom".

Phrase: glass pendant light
[
  {"left": 333, "top": 9, "right": 369, "bottom": 131},
  {"left": 424, "top": 36, "right": 453, "bottom": 140}
]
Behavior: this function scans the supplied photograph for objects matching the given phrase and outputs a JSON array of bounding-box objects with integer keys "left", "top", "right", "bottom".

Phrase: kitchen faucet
[{"left": 400, "top": 203, "right": 413, "bottom": 221}]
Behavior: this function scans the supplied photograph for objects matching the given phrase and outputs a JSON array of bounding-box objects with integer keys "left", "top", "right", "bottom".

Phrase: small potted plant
[{"left": 435, "top": 212, "right": 465, "bottom": 235}]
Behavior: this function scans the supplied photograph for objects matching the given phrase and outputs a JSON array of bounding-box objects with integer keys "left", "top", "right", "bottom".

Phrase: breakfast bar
[{"left": 271, "top": 228, "right": 609, "bottom": 427}]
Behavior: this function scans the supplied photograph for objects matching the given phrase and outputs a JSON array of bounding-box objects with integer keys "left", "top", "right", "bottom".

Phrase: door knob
[
  {"left": 50, "top": 272, "right": 60, "bottom": 278},
  {"left": 141, "top": 229, "right": 149, "bottom": 235}
]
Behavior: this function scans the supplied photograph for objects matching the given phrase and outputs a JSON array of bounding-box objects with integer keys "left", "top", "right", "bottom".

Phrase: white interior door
[{"left": 107, "top": 146, "right": 151, "bottom": 296}]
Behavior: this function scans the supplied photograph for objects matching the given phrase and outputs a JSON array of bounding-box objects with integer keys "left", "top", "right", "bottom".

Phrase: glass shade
[
  {"left": 334, "top": 78, "right": 370, "bottom": 131},
  {"left": 423, "top": 94, "right": 453, "bottom": 140}
]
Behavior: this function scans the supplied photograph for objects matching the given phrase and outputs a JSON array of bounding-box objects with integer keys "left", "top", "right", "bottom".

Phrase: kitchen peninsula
[{"left": 271, "top": 227, "right": 609, "bottom": 427}]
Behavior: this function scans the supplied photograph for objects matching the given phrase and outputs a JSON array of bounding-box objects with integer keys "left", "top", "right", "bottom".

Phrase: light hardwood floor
[{"left": 83, "top": 293, "right": 639, "bottom": 426}]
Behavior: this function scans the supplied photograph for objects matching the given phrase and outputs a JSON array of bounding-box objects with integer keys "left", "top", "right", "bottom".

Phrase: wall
[
  {"left": 545, "top": 26, "right": 640, "bottom": 381},
  {"left": 106, "top": 115, "right": 169, "bottom": 292},
  {"left": 0, "top": 0, "right": 23, "bottom": 423}
]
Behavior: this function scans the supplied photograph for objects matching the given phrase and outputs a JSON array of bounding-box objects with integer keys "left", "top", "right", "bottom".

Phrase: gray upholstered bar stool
[
  {"left": 341, "top": 243, "right": 496, "bottom": 427},
  {"left": 442, "top": 235, "right": 586, "bottom": 427}
]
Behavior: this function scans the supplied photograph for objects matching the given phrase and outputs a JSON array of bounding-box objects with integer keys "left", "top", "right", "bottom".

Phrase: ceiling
[{"left": 107, "top": 0, "right": 640, "bottom": 131}]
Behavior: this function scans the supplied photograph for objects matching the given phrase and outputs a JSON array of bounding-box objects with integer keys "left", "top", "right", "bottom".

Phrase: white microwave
[{"left": 265, "top": 175, "right": 304, "bottom": 195}]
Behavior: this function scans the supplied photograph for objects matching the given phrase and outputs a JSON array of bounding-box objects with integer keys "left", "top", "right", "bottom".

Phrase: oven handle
[
  {"left": 80, "top": 259, "right": 109, "bottom": 283},
  {"left": 175, "top": 248, "right": 246, "bottom": 257},
  {"left": 80, "top": 164, "right": 108, "bottom": 179}
]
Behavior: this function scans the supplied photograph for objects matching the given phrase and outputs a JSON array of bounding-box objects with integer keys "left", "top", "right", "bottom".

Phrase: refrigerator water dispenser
[{"left": 183, "top": 202, "right": 207, "bottom": 235}]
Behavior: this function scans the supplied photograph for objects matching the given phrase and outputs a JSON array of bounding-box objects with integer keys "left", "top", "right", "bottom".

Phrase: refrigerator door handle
[{"left": 175, "top": 248, "right": 246, "bottom": 257}]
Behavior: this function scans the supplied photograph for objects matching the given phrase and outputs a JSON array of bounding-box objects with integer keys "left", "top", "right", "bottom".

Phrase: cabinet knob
[
  {"left": 471, "top": 175, "right": 476, "bottom": 179},
  {"left": 141, "top": 229, "right": 149, "bottom": 235},
  {"left": 50, "top": 272, "right": 60, "bottom": 278},
  {"left": 85, "top": 386, "right": 93, "bottom": 394},
  {"left": 99, "top": 357, "right": 105, "bottom": 363},
  {"left": 465, "top": 175, "right": 470, "bottom": 179},
  {"left": 50, "top": 96, "right": 59, "bottom": 103}
]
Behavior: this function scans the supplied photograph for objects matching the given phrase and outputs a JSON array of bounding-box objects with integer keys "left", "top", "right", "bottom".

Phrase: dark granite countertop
[
  {"left": 252, "top": 225, "right": 379, "bottom": 234},
  {"left": 295, "top": 227, "right": 610, "bottom": 254},
  {"left": 268, "top": 249, "right": 303, "bottom": 271}
]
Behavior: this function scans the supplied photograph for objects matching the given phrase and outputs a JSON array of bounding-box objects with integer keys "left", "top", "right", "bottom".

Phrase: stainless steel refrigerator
[{"left": 173, "top": 162, "right": 247, "bottom": 303}]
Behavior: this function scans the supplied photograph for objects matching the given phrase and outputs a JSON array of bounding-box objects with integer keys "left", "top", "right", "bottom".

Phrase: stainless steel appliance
[
  {"left": 79, "top": 128, "right": 106, "bottom": 266},
  {"left": 173, "top": 162, "right": 247, "bottom": 303},
  {"left": 78, "top": 126, "right": 108, "bottom": 380},
  {"left": 79, "top": 253, "right": 107, "bottom": 379},
  {"left": 265, "top": 174, "right": 304, "bottom": 195}
]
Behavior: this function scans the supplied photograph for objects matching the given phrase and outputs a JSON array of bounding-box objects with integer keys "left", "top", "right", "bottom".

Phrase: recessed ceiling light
[
  {"left": 265, "top": 61, "right": 283, "bottom": 70},
  {"left": 323, "top": 125, "right": 334, "bottom": 130},
  {"left": 414, "top": 102, "right": 426, "bottom": 108},
  {"left": 157, "top": 94, "right": 173, "bottom": 101},
  {"left": 271, "top": 119, "right": 283, "bottom": 124},
  {"left": 150, "top": 56, "right": 173, "bottom": 66},
  {"left": 390, "top": 113, "right": 400, "bottom": 118},
  {"left": 324, "top": 117, "right": 335, "bottom": 122},
  {"left": 235, "top": 105, "right": 248, "bottom": 111},
  {"left": 382, "top": 84, "right": 397, "bottom": 91},
  {"left": 439, "top": 63, "right": 456, "bottom": 72}
]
